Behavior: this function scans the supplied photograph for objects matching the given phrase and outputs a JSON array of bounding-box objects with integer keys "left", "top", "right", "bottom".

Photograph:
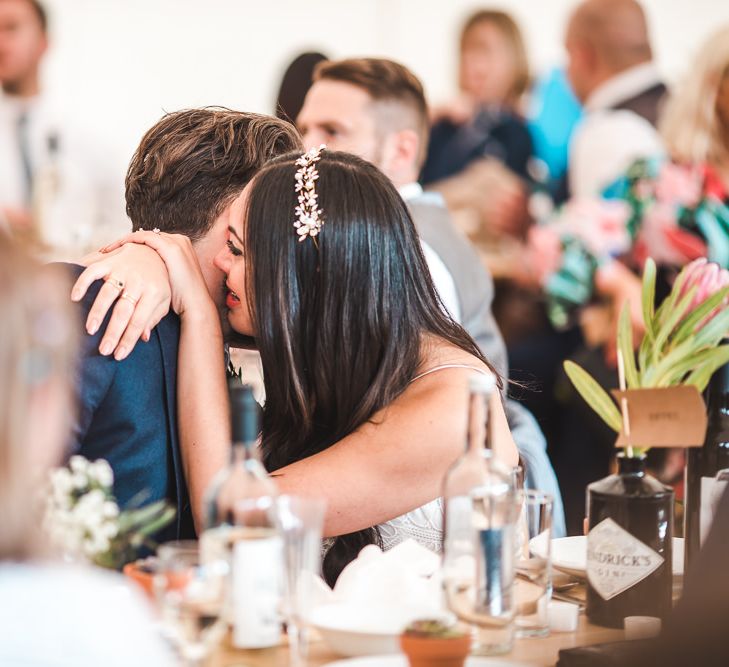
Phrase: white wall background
[{"left": 39, "top": 0, "right": 729, "bottom": 183}]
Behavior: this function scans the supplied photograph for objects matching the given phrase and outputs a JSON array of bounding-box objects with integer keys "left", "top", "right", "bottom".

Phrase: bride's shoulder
[
  {"left": 395, "top": 343, "right": 492, "bottom": 411},
  {"left": 415, "top": 338, "right": 492, "bottom": 379}
]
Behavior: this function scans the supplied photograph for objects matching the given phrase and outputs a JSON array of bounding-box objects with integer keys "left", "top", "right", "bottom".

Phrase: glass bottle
[
  {"left": 586, "top": 453, "right": 673, "bottom": 628},
  {"left": 684, "top": 359, "right": 729, "bottom": 569},
  {"left": 200, "top": 383, "right": 281, "bottom": 649},
  {"left": 442, "top": 373, "right": 518, "bottom": 655}
]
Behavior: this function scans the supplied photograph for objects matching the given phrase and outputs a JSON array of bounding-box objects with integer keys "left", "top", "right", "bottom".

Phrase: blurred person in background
[
  {"left": 297, "top": 57, "right": 565, "bottom": 535},
  {"left": 532, "top": 24, "right": 729, "bottom": 534},
  {"left": 0, "top": 0, "right": 127, "bottom": 260},
  {"left": 526, "top": 66, "right": 583, "bottom": 205},
  {"left": 274, "top": 51, "right": 328, "bottom": 125},
  {"left": 0, "top": 235, "right": 174, "bottom": 666},
  {"left": 564, "top": 0, "right": 667, "bottom": 198},
  {"left": 420, "top": 9, "right": 533, "bottom": 244}
]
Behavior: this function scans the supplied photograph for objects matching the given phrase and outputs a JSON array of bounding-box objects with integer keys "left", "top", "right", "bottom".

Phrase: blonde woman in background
[
  {"left": 0, "top": 235, "right": 174, "bottom": 667},
  {"left": 421, "top": 9, "right": 534, "bottom": 242},
  {"left": 659, "top": 26, "right": 729, "bottom": 195}
]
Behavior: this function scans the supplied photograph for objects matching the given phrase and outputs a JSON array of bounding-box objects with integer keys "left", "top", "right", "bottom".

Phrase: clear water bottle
[
  {"left": 442, "top": 373, "right": 518, "bottom": 655},
  {"left": 200, "top": 383, "right": 282, "bottom": 648}
]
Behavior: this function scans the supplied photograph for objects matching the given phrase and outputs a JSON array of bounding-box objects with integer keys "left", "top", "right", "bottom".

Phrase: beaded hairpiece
[{"left": 293, "top": 144, "right": 326, "bottom": 242}]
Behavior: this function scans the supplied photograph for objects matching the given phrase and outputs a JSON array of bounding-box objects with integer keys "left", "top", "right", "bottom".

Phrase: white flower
[
  {"left": 69, "top": 455, "right": 89, "bottom": 474},
  {"left": 99, "top": 519, "right": 120, "bottom": 540},
  {"left": 89, "top": 459, "right": 114, "bottom": 489},
  {"left": 102, "top": 500, "right": 119, "bottom": 519},
  {"left": 71, "top": 471, "right": 89, "bottom": 491},
  {"left": 83, "top": 532, "right": 109, "bottom": 557}
]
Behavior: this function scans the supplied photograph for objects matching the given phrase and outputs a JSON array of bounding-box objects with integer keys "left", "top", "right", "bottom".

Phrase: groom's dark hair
[{"left": 125, "top": 108, "right": 302, "bottom": 241}]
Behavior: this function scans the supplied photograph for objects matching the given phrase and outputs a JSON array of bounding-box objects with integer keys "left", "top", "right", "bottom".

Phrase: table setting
[{"left": 113, "top": 259, "right": 729, "bottom": 666}]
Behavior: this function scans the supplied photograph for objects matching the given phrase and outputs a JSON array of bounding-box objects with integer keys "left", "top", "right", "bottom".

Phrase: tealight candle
[
  {"left": 624, "top": 615, "right": 662, "bottom": 640},
  {"left": 548, "top": 601, "right": 579, "bottom": 632}
]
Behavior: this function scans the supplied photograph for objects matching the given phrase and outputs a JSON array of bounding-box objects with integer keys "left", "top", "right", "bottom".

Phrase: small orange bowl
[{"left": 123, "top": 559, "right": 158, "bottom": 599}]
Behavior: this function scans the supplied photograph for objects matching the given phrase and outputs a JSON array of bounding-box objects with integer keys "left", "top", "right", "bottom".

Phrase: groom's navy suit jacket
[{"left": 64, "top": 264, "right": 195, "bottom": 542}]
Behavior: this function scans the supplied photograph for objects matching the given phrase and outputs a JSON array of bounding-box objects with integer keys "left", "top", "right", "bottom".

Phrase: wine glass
[
  {"left": 272, "top": 496, "right": 327, "bottom": 667},
  {"left": 154, "top": 540, "right": 228, "bottom": 667}
]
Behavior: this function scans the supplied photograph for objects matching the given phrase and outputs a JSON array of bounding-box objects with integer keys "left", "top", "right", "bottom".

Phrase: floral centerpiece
[
  {"left": 534, "top": 158, "right": 729, "bottom": 328},
  {"left": 564, "top": 256, "right": 729, "bottom": 446},
  {"left": 44, "top": 455, "right": 175, "bottom": 569}
]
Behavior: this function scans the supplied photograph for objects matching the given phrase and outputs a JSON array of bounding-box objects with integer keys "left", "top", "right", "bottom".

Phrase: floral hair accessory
[{"left": 293, "top": 144, "right": 326, "bottom": 242}]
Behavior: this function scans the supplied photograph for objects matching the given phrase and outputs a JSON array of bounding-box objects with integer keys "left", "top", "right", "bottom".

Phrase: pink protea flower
[
  {"left": 655, "top": 163, "right": 702, "bottom": 208},
  {"left": 676, "top": 258, "right": 729, "bottom": 324}
]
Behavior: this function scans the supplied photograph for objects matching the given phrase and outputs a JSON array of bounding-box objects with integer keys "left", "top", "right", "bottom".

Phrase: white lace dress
[{"left": 377, "top": 497, "right": 445, "bottom": 553}]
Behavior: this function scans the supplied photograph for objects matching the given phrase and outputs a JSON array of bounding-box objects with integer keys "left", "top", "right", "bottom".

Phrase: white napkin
[{"left": 309, "top": 539, "right": 446, "bottom": 633}]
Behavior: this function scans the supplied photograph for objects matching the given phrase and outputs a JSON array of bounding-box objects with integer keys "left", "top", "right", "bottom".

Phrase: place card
[{"left": 611, "top": 386, "right": 708, "bottom": 448}]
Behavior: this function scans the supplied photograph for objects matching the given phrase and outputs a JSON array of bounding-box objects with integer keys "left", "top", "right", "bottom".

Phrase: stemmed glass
[
  {"left": 154, "top": 540, "right": 228, "bottom": 667},
  {"left": 272, "top": 496, "right": 327, "bottom": 667}
]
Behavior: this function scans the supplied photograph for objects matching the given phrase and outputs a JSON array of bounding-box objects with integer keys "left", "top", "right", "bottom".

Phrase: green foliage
[
  {"left": 564, "top": 361, "right": 624, "bottom": 432},
  {"left": 564, "top": 257, "right": 729, "bottom": 451}
]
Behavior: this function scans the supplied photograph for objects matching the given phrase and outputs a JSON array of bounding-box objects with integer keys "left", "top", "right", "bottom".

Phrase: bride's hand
[
  {"left": 71, "top": 243, "right": 172, "bottom": 359},
  {"left": 117, "top": 231, "right": 212, "bottom": 319}
]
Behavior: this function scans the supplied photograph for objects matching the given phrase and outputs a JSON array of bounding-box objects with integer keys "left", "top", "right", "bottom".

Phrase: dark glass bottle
[
  {"left": 685, "top": 361, "right": 729, "bottom": 570},
  {"left": 585, "top": 454, "right": 673, "bottom": 628}
]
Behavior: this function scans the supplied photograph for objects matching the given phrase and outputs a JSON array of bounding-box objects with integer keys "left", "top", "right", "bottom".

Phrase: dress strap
[{"left": 410, "top": 364, "right": 491, "bottom": 384}]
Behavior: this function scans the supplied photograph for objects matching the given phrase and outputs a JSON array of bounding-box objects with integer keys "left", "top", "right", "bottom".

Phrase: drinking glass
[
  {"left": 272, "top": 495, "right": 327, "bottom": 667},
  {"left": 154, "top": 540, "right": 228, "bottom": 667},
  {"left": 443, "top": 462, "right": 520, "bottom": 656},
  {"left": 514, "top": 490, "right": 553, "bottom": 638}
]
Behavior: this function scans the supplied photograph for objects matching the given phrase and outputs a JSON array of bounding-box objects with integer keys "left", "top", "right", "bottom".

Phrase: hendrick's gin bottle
[{"left": 585, "top": 454, "right": 673, "bottom": 628}]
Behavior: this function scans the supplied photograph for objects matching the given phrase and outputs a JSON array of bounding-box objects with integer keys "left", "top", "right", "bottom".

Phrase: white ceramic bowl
[{"left": 310, "top": 604, "right": 402, "bottom": 657}]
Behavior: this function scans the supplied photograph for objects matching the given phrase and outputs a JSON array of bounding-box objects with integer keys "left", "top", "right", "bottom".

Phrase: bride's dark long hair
[{"left": 244, "top": 150, "right": 496, "bottom": 584}]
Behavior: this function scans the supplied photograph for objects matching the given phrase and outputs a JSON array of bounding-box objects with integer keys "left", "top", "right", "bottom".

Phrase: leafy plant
[{"left": 564, "top": 257, "right": 729, "bottom": 455}]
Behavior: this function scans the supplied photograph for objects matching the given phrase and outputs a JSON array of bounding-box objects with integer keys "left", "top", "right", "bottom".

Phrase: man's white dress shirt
[
  {"left": 399, "top": 182, "right": 462, "bottom": 322},
  {"left": 569, "top": 62, "right": 665, "bottom": 197}
]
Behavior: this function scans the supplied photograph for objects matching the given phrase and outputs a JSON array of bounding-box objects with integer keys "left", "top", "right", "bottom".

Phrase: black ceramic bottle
[
  {"left": 585, "top": 454, "right": 673, "bottom": 628},
  {"left": 684, "top": 361, "right": 729, "bottom": 569}
]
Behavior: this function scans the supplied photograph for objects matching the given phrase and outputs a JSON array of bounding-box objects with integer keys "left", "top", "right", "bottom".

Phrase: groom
[{"left": 68, "top": 109, "right": 301, "bottom": 539}]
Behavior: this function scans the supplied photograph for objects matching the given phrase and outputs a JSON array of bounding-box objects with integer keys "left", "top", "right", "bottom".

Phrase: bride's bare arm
[
  {"left": 271, "top": 367, "right": 518, "bottom": 538},
  {"left": 106, "top": 232, "right": 231, "bottom": 530},
  {"left": 177, "top": 301, "right": 230, "bottom": 530}
]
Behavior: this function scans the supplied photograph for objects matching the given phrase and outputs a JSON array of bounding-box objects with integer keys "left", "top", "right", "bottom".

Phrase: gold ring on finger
[
  {"left": 105, "top": 276, "right": 125, "bottom": 291},
  {"left": 120, "top": 292, "right": 140, "bottom": 306}
]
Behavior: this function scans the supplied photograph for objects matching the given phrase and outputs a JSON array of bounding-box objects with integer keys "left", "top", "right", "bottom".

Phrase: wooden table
[{"left": 211, "top": 617, "right": 623, "bottom": 667}]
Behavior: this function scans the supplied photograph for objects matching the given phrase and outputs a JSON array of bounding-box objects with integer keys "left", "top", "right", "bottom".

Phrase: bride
[{"left": 76, "top": 148, "right": 518, "bottom": 583}]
